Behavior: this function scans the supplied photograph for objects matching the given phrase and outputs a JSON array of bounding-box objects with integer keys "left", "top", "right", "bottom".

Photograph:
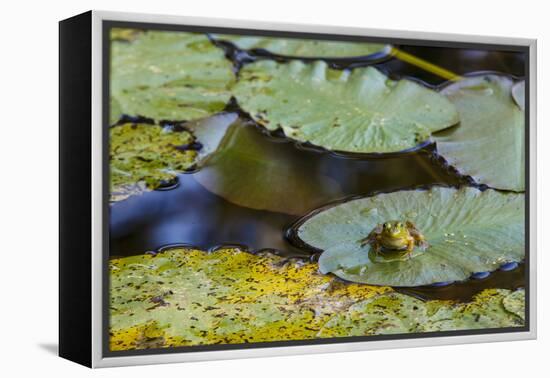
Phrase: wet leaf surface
[
  {"left": 296, "top": 186, "right": 524, "bottom": 286},
  {"left": 110, "top": 30, "right": 235, "bottom": 123},
  {"left": 109, "top": 248, "right": 524, "bottom": 350},
  {"left": 435, "top": 74, "right": 525, "bottom": 191},
  {"left": 233, "top": 61, "right": 459, "bottom": 153},
  {"left": 212, "top": 34, "right": 390, "bottom": 58}
]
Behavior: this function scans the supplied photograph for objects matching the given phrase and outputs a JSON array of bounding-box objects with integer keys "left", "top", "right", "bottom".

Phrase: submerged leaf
[
  {"left": 296, "top": 186, "right": 524, "bottom": 286},
  {"left": 435, "top": 75, "right": 525, "bottom": 191},
  {"left": 212, "top": 34, "right": 390, "bottom": 58},
  {"left": 109, "top": 248, "right": 391, "bottom": 350},
  {"left": 184, "top": 113, "right": 238, "bottom": 162},
  {"left": 233, "top": 61, "right": 459, "bottom": 153},
  {"left": 110, "top": 123, "right": 197, "bottom": 202},
  {"left": 194, "top": 119, "right": 342, "bottom": 215},
  {"left": 109, "top": 248, "right": 524, "bottom": 350},
  {"left": 110, "top": 30, "right": 235, "bottom": 123}
]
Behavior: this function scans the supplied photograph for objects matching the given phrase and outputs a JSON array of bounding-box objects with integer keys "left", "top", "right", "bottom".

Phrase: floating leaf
[
  {"left": 109, "top": 248, "right": 524, "bottom": 350},
  {"left": 435, "top": 75, "right": 525, "bottom": 191},
  {"left": 194, "top": 119, "right": 342, "bottom": 215},
  {"left": 110, "top": 30, "right": 235, "bottom": 123},
  {"left": 295, "top": 186, "right": 524, "bottom": 286},
  {"left": 212, "top": 34, "right": 390, "bottom": 59},
  {"left": 233, "top": 61, "right": 459, "bottom": 153},
  {"left": 319, "top": 288, "right": 523, "bottom": 336},
  {"left": 110, "top": 123, "right": 197, "bottom": 202},
  {"left": 502, "top": 288, "right": 525, "bottom": 320},
  {"left": 110, "top": 248, "right": 391, "bottom": 350}
]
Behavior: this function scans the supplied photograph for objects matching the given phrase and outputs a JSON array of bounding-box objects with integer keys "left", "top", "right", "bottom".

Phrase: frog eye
[
  {"left": 397, "top": 222, "right": 403, "bottom": 228},
  {"left": 383, "top": 223, "right": 390, "bottom": 229}
]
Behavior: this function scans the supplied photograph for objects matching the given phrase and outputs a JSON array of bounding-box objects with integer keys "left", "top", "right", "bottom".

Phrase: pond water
[{"left": 109, "top": 45, "right": 526, "bottom": 301}]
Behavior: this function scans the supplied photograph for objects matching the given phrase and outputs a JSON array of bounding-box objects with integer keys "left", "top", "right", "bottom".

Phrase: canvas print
[{"left": 107, "top": 25, "right": 527, "bottom": 353}]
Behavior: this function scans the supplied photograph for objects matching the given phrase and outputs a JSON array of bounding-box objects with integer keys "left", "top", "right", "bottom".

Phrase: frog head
[{"left": 381, "top": 221, "right": 409, "bottom": 239}]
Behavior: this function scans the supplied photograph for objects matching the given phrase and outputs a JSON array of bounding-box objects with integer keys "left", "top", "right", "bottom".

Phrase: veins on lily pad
[
  {"left": 293, "top": 186, "right": 524, "bottom": 287},
  {"left": 233, "top": 60, "right": 459, "bottom": 153}
]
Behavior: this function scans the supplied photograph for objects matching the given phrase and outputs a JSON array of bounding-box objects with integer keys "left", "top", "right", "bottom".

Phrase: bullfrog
[{"left": 360, "top": 220, "right": 428, "bottom": 257}]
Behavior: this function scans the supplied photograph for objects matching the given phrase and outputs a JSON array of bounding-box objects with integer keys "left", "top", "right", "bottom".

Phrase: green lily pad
[
  {"left": 110, "top": 30, "right": 235, "bottom": 123},
  {"left": 194, "top": 119, "right": 342, "bottom": 215},
  {"left": 110, "top": 123, "right": 197, "bottom": 202},
  {"left": 435, "top": 75, "right": 525, "bottom": 191},
  {"left": 233, "top": 61, "right": 459, "bottom": 153},
  {"left": 502, "top": 288, "right": 525, "bottom": 320},
  {"left": 319, "top": 288, "right": 524, "bottom": 337},
  {"left": 212, "top": 34, "right": 391, "bottom": 59},
  {"left": 295, "top": 186, "right": 524, "bottom": 286},
  {"left": 109, "top": 247, "right": 524, "bottom": 350}
]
